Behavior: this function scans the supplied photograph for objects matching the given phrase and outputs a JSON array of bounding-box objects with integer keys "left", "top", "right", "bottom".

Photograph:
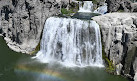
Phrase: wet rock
[{"left": 116, "top": 63, "right": 123, "bottom": 75}]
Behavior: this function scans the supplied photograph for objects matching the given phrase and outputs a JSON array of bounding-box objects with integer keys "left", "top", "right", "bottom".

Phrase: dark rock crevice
[
  {"left": 1, "top": 6, "right": 13, "bottom": 21},
  {"left": 12, "top": 0, "right": 18, "bottom": 7},
  {"left": 105, "top": 0, "right": 137, "bottom": 12}
]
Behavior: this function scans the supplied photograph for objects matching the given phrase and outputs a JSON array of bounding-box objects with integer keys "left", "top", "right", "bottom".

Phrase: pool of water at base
[{"left": 0, "top": 36, "right": 129, "bottom": 81}]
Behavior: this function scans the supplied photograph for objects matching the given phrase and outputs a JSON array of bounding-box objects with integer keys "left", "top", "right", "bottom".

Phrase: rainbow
[{"left": 14, "top": 65, "right": 67, "bottom": 81}]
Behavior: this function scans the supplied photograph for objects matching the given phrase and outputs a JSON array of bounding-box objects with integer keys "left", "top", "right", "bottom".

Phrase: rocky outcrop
[
  {"left": 0, "top": 0, "right": 77, "bottom": 54},
  {"left": 93, "top": 13, "right": 137, "bottom": 80},
  {"left": 92, "top": 0, "right": 106, "bottom": 10},
  {"left": 106, "top": 0, "right": 137, "bottom": 12}
]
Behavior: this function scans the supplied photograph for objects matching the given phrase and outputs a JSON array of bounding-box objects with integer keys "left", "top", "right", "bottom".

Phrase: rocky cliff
[
  {"left": 1, "top": 0, "right": 136, "bottom": 54},
  {"left": 106, "top": 0, "right": 137, "bottom": 12},
  {"left": 0, "top": 0, "right": 137, "bottom": 80},
  {"left": 93, "top": 13, "right": 137, "bottom": 81},
  {"left": 0, "top": 0, "right": 77, "bottom": 54}
]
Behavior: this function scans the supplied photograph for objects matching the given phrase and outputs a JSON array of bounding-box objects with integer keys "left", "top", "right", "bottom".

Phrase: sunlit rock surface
[
  {"left": 93, "top": 13, "right": 137, "bottom": 80},
  {"left": 0, "top": 0, "right": 77, "bottom": 53}
]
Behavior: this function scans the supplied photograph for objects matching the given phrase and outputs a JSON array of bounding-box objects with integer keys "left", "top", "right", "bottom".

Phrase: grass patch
[
  {"left": 118, "top": 9, "right": 124, "bottom": 12},
  {"left": 61, "top": 2, "right": 79, "bottom": 16},
  {"left": 61, "top": 8, "right": 74, "bottom": 15}
]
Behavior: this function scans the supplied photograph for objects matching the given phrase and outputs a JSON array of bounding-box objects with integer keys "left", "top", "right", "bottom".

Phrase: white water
[
  {"left": 94, "top": 3, "right": 107, "bottom": 14},
  {"left": 78, "top": 1, "right": 107, "bottom": 14},
  {"left": 34, "top": 17, "right": 104, "bottom": 67},
  {"left": 78, "top": 1, "right": 93, "bottom": 12},
  {"left": 34, "top": 1, "right": 105, "bottom": 67}
]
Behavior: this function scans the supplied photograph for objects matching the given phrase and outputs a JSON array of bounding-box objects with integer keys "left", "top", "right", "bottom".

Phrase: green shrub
[
  {"left": 102, "top": 46, "right": 115, "bottom": 73},
  {"left": 61, "top": 8, "right": 74, "bottom": 15},
  {"left": 118, "top": 9, "right": 124, "bottom": 12},
  {"left": 92, "top": 0, "right": 98, "bottom": 4},
  {"left": 101, "top": 30, "right": 115, "bottom": 74},
  {"left": 61, "top": 8, "right": 69, "bottom": 14}
]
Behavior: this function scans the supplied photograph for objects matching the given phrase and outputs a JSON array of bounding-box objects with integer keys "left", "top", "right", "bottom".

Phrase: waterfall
[
  {"left": 34, "top": 1, "right": 105, "bottom": 67},
  {"left": 34, "top": 17, "right": 103, "bottom": 67},
  {"left": 94, "top": 3, "right": 107, "bottom": 14},
  {"left": 78, "top": 1, "right": 107, "bottom": 14},
  {"left": 78, "top": 1, "right": 93, "bottom": 12}
]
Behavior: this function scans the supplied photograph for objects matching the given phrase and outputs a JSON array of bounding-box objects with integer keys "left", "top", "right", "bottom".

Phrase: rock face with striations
[
  {"left": 93, "top": 13, "right": 137, "bottom": 81},
  {"left": 0, "top": 0, "right": 76, "bottom": 54},
  {"left": 106, "top": 0, "right": 137, "bottom": 12}
]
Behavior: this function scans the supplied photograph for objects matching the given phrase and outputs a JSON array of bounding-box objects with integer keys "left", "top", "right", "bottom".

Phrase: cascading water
[
  {"left": 94, "top": 3, "right": 108, "bottom": 14},
  {"left": 34, "top": 1, "right": 105, "bottom": 67},
  {"left": 78, "top": 1, "right": 93, "bottom": 12},
  {"left": 35, "top": 17, "right": 103, "bottom": 67},
  {"left": 78, "top": 1, "right": 107, "bottom": 14}
]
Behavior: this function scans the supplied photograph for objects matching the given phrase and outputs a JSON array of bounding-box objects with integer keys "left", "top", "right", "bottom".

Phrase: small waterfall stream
[
  {"left": 34, "top": 1, "right": 106, "bottom": 67},
  {"left": 78, "top": 1, "right": 107, "bottom": 14},
  {"left": 78, "top": 1, "right": 93, "bottom": 12}
]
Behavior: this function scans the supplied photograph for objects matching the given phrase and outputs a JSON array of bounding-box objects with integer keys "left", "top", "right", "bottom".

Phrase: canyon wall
[
  {"left": 0, "top": 0, "right": 76, "bottom": 54},
  {"left": 106, "top": 0, "right": 137, "bottom": 12},
  {"left": 93, "top": 13, "right": 137, "bottom": 81},
  {"left": 0, "top": 0, "right": 136, "bottom": 54},
  {"left": 0, "top": 0, "right": 137, "bottom": 80}
]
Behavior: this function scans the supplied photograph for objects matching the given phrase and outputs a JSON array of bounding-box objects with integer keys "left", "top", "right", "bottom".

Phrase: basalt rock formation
[
  {"left": 106, "top": 0, "right": 137, "bottom": 12},
  {"left": 1, "top": 0, "right": 137, "bottom": 80},
  {"left": 0, "top": 0, "right": 77, "bottom": 54},
  {"left": 93, "top": 13, "right": 137, "bottom": 81}
]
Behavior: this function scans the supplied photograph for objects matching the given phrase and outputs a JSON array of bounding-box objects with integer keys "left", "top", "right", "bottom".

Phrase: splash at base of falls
[{"left": 34, "top": 17, "right": 104, "bottom": 67}]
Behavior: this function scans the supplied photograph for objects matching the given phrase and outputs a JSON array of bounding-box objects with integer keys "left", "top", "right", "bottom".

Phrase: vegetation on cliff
[{"left": 101, "top": 30, "right": 115, "bottom": 74}]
